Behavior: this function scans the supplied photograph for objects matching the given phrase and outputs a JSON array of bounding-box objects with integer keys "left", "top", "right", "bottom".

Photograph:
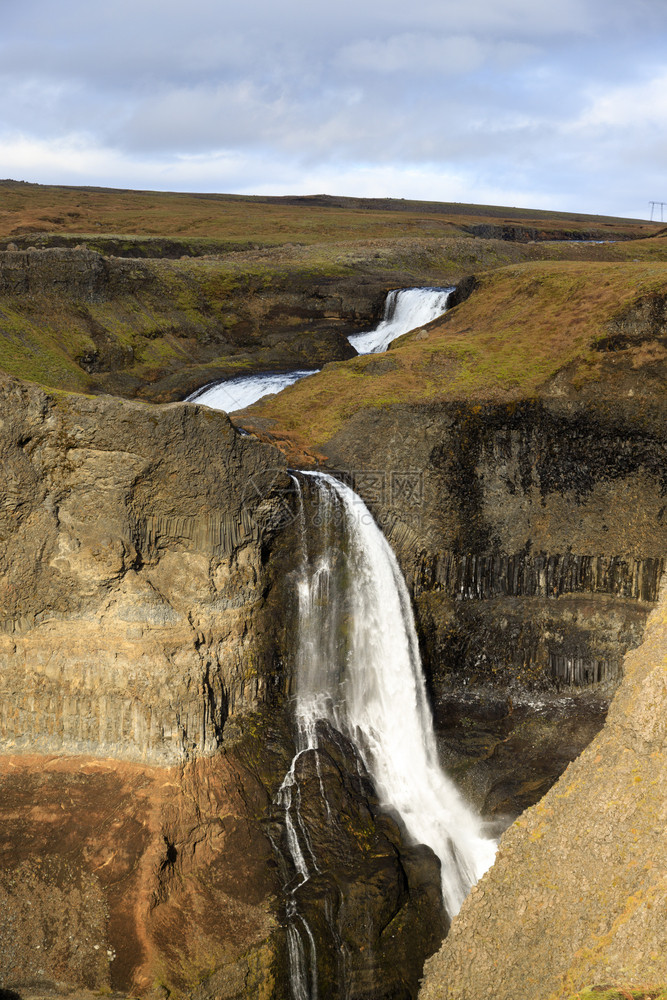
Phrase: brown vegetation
[
  {"left": 0, "top": 180, "right": 660, "bottom": 244},
  {"left": 236, "top": 260, "right": 667, "bottom": 461}
]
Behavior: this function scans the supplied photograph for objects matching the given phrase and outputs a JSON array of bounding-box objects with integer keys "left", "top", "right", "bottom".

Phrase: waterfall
[
  {"left": 348, "top": 286, "right": 452, "bottom": 355},
  {"left": 186, "top": 288, "right": 452, "bottom": 416},
  {"left": 186, "top": 368, "right": 319, "bottom": 412},
  {"left": 277, "top": 471, "right": 496, "bottom": 999}
]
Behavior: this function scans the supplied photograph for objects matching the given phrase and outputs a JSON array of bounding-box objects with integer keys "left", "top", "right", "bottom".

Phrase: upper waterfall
[
  {"left": 187, "top": 287, "right": 452, "bottom": 413},
  {"left": 347, "top": 286, "right": 452, "bottom": 355},
  {"left": 293, "top": 471, "right": 495, "bottom": 917}
]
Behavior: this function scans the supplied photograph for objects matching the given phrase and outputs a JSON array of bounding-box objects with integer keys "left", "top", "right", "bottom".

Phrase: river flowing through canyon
[
  {"left": 187, "top": 286, "right": 452, "bottom": 412},
  {"left": 276, "top": 472, "right": 495, "bottom": 999}
]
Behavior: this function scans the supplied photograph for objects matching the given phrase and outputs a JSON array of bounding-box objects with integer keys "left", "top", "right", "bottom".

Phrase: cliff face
[
  {"left": 0, "top": 377, "right": 295, "bottom": 994},
  {"left": 0, "top": 376, "right": 293, "bottom": 762},
  {"left": 235, "top": 265, "right": 666, "bottom": 817},
  {"left": 0, "top": 377, "right": 444, "bottom": 1000},
  {"left": 419, "top": 575, "right": 667, "bottom": 1000},
  {"left": 322, "top": 397, "right": 666, "bottom": 698}
]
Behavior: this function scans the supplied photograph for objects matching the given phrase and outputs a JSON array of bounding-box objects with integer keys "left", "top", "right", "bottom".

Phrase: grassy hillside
[
  {"left": 0, "top": 182, "right": 666, "bottom": 408},
  {"left": 237, "top": 260, "right": 667, "bottom": 459},
  {"left": 0, "top": 180, "right": 660, "bottom": 245}
]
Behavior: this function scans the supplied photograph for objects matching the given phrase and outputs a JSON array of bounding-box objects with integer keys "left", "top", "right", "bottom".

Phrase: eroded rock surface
[
  {"left": 270, "top": 722, "right": 445, "bottom": 1000},
  {"left": 0, "top": 376, "right": 295, "bottom": 761},
  {"left": 315, "top": 394, "right": 666, "bottom": 818},
  {"left": 0, "top": 748, "right": 283, "bottom": 998},
  {"left": 419, "top": 578, "right": 667, "bottom": 1000},
  {"left": 0, "top": 376, "right": 445, "bottom": 1000}
]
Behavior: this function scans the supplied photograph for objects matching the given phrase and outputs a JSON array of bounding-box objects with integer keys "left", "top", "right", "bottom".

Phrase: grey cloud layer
[{"left": 2, "top": 0, "right": 667, "bottom": 215}]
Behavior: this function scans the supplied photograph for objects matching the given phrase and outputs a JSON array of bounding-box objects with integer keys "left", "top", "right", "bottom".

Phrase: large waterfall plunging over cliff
[
  {"left": 296, "top": 472, "right": 495, "bottom": 909},
  {"left": 278, "top": 472, "right": 495, "bottom": 998}
]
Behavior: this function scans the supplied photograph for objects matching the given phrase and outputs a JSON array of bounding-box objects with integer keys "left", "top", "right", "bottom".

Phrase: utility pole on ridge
[{"left": 649, "top": 200, "right": 666, "bottom": 221}]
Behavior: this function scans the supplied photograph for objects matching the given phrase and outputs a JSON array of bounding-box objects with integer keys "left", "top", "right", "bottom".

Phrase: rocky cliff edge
[{"left": 0, "top": 376, "right": 293, "bottom": 763}]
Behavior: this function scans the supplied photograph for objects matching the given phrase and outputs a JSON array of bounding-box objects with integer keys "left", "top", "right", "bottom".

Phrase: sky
[{"left": 1, "top": 0, "right": 666, "bottom": 219}]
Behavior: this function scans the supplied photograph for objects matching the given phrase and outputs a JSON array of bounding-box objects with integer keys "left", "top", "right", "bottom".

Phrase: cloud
[
  {"left": 575, "top": 68, "right": 667, "bottom": 129},
  {"left": 337, "top": 35, "right": 487, "bottom": 76},
  {"left": 1, "top": 0, "right": 665, "bottom": 218}
]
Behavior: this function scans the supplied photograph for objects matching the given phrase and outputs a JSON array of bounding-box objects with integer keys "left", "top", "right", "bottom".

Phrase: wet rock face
[
  {"left": 0, "top": 376, "right": 294, "bottom": 762},
  {"left": 434, "top": 690, "right": 608, "bottom": 822},
  {"left": 319, "top": 396, "right": 666, "bottom": 823},
  {"left": 270, "top": 722, "right": 446, "bottom": 1000}
]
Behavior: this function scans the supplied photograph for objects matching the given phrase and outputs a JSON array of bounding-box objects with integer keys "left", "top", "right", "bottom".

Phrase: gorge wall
[
  {"left": 321, "top": 396, "right": 666, "bottom": 699},
  {"left": 0, "top": 375, "right": 294, "bottom": 762},
  {"left": 227, "top": 270, "right": 665, "bottom": 819},
  {"left": 309, "top": 396, "right": 664, "bottom": 818},
  {"left": 419, "top": 575, "right": 667, "bottom": 1000},
  {"left": 0, "top": 375, "right": 296, "bottom": 995},
  {"left": 0, "top": 246, "right": 394, "bottom": 401},
  {"left": 0, "top": 376, "right": 444, "bottom": 1000}
]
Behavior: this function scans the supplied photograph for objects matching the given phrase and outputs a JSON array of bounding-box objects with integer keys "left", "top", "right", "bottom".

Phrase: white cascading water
[
  {"left": 187, "top": 288, "right": 452, "bottom": 417},
  {"left": 186, "top": 368, "right": 319, "bottom": 412},
  {"left": 347, "top": 286, "right": 453, "bottom": 354},
  {"left": 277, "top": 471, "right": 496, "bottom": 998}
]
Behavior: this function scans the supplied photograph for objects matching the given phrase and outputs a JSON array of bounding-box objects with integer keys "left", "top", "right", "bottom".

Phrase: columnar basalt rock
[
  {"left": 0, "top": 376, "right": 294, "bottom": 762},
  {"left": 321, "top": 398, "right": 667, "bottom": 699},
  {"left": 315, "top": 392, "right": 666, "bottom": 819}
]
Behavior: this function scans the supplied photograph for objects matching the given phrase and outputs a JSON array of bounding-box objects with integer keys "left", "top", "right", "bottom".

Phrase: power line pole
[{"left": 649, "top": 200, "right": 667, "bottom": 221}]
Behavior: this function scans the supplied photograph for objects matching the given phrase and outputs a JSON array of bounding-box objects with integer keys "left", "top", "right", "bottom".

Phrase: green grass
[{"left": 239, "top": 260, "right": 667, "bottom": 459}]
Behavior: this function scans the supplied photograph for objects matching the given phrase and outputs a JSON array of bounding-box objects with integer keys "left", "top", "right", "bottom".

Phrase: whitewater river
[{"left": 186, "top": 286, "right": 453, "bottom": 412}]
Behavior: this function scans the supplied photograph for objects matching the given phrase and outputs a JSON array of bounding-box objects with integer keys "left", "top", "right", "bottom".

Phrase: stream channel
[{"left": 186, "top": 286, "right": 453, "bottom": 412}]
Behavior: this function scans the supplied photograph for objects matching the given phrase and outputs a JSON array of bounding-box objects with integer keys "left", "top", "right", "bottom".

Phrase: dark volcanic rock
[
  {"left": 270, "top": 722, "right": 445, "bottom": 1000},
  {"left": 319, "top": 391, "right": 666, "bottom": 819}
]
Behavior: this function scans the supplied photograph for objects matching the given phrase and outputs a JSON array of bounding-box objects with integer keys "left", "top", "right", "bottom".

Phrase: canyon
[{"left": 0, "top": 185, "right": 665, "bottom": 1000}]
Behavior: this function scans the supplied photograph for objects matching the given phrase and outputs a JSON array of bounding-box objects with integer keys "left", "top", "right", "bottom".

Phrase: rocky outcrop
[
  {"left": 270, "top": 721, "right": 445, "bottom": 1000},
  {"left": 462, "top": 223, "right": 634, "bottom": 242},
  {"left": 419, "top": 575, "right": 667, "bottom": 1000},
  {"left": 0, "top": 374, "right": 296, "bottom": 761}
]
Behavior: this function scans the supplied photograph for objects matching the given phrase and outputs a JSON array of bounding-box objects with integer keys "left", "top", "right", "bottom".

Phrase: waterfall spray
[{"left": 276, "top": 471, "right": 496, "bottom": 998}]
